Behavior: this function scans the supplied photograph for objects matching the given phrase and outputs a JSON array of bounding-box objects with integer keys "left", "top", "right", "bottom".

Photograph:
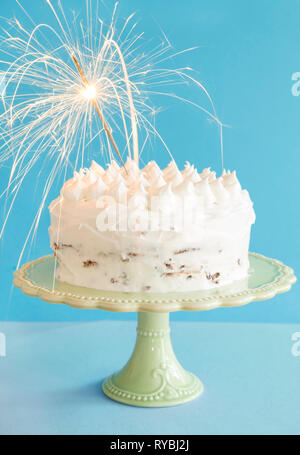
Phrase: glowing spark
[{"left": 81, "top": 85, "right": 96, "bottom": 100}]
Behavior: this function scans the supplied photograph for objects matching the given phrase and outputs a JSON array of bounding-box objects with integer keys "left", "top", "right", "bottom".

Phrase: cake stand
[{"left": 14, "top": 252, "right": 296, "bottom": 407}]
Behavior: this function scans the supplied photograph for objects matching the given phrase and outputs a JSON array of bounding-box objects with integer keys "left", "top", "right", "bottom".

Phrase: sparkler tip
[{"left": 81, "top": 85, "right": 96, "bottom": 100}]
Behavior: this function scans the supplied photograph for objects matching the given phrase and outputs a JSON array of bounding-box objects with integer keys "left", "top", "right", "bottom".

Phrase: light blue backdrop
[{"left": 0, "top": 0, "right": 299, "bottom": 322}]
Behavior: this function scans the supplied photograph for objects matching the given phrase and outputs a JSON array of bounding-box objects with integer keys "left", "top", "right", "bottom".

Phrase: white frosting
[
  {"left": 49, "top": 159, "right": 255, "bottom": 293},
  {"left": 54, "top": 159, "right": 252, "bottom": 211}
]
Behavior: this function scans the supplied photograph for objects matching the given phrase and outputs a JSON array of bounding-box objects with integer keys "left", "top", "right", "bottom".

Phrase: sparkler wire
[{"left": 71, "top": 54, "right": 126, "bottom": 168}]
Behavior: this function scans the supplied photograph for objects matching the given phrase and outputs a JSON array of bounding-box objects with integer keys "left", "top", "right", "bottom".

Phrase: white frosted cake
[{"left": 49, "top": 159, "right": 255, "bottom": 292}]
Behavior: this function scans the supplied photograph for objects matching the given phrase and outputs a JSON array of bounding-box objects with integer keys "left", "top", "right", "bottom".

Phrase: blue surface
[
  {"left": 0, "top": 0, "right": 299, "bottom": 322},
  {"left": 0, "top": 320, "right": 300, "bottom": 435}
]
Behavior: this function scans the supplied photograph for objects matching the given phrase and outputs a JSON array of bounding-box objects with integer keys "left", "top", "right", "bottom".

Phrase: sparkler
[
  {"left": 71, "top": 54, "right": 124, "bottom": 167},
  {"left": 0, "top": 0, "right": 223, "bottom": 265}
]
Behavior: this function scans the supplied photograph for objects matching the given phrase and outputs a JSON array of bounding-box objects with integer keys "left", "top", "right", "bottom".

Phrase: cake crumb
[
  {"left": 175, "top": 249, "right": 188, "bottom": 255},
  {"left": 54, "top": 242, "right": 73, "bottom": 250},
  {"left": 83, "top": 260, "right": 98, "bottom": 267},
  {"left": 206, "top": 272, "right": 220, "bottom": 283},
  {"left": 142, "top": 286, "right": 151, "bottom": 292},
  {"left": 174, "top": 247, "right": 200, "bottom": 255}
]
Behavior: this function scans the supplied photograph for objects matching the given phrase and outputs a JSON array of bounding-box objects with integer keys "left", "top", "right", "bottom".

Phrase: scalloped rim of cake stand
[{"left": 13, "top": 252, "right": 296, "bottom": 312}]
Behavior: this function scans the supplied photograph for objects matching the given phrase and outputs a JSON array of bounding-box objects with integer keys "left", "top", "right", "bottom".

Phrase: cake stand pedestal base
[{"left": 102, "top": 312, "right": 203, "bottom": 407}]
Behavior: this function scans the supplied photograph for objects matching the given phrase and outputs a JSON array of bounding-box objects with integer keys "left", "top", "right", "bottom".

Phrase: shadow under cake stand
[{"left": 14, "top": 252, "right": 296, "bottom": 407}]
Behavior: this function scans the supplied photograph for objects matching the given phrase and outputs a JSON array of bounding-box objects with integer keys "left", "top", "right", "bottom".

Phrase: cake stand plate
[{"left": 14, "top": 253, "right": 296, "bottom": 407}]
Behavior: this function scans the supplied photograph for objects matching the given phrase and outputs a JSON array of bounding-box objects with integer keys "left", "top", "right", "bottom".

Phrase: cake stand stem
[{"left": 102, "top": 311, "right": 203, "bottom": 407}]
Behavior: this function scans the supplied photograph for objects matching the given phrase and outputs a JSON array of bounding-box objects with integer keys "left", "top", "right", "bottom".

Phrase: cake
[{"left": 49, "top": 158, "right": 255, "bottom": 293}]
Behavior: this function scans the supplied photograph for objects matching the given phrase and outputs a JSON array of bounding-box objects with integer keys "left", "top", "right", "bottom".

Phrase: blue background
[
  {"left": 1, "top": 320, "right": 300, "bottom": 435},
  {"left": 0, "top": 0, "right": 299, "bottom": 323}
]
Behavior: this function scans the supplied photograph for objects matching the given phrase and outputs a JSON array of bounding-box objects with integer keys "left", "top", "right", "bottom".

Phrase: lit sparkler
[
  {"left": 0, "top": 0, "right": 223, "bottom": 265},
  {"left": 72, "top": 54, "right": 124, "bottom": 167}
]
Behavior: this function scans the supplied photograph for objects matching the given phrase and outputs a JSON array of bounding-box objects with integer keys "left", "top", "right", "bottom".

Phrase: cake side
[{"left": 49, "top": 159, "right": 255, "bottom": 292}]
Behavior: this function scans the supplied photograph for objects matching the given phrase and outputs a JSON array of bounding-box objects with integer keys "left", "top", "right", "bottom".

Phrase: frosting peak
[{"left": 56, "top": 158, "right": 254, "bottom": 222}]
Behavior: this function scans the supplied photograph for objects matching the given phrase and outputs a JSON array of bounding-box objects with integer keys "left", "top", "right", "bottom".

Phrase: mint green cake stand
[{"left": 14, "top": 252, "right": 296, "bottom": 407}]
